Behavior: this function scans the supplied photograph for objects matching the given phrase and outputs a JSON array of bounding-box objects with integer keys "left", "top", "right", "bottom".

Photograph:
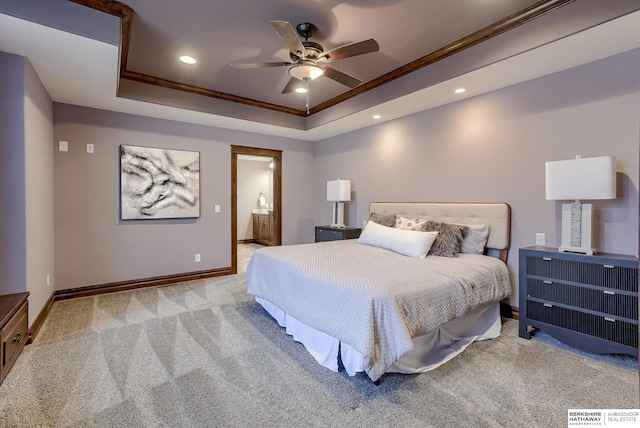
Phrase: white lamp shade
[
  {"left": 327, "top": 179, "right": 351, "bottom": 202},
  {"left": 545, "top": 156, "right": 616, "bottom": 201}
]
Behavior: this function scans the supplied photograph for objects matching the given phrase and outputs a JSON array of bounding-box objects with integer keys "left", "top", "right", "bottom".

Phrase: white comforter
[{"left": 246, "top": 240, "right": 511, "bottom": 381}]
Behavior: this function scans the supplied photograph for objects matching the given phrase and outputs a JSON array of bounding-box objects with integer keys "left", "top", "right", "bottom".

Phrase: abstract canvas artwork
[{"left": 120, "top": 145, "right": 200, "bottom": 219}]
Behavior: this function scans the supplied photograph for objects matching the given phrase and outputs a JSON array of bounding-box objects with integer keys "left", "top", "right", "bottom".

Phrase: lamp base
[
  {"left": 559, "top": 202, "right": 596, "bottom": 255},
  {"left": 558, "top": 245, "right": 595, "bottom": 255},
  {"left": 330, "top": 201, "right": 346, "bottom": 229}
]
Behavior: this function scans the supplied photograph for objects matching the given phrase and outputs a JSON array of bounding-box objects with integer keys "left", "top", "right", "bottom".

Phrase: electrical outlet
[
  {"left": 195, "top": 253, "right": 201, "bottom": 263},
  {"left": 215, "top": 205, "right": 221, "bottom": 213},
  {"left": 536, "top": 233, "right": 546, "bottom": 246},
  {"left": 59, "top": 140, "right": 68, "bottom": 152},
  {"left": 87, "top": 143, "right": 94, "bottom": 153}
]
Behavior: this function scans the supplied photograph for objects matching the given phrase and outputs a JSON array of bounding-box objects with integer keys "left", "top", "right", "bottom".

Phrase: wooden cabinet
[
  {"left": 519, "top": 247, "right": 637, "bottom": 356},
  {"left": 1, "top": 292, "right": 29, "bottom": 385},
  {"left": 253, "top": 213, "right": 275, "bottom": 246},
  {"left": 315, "top": 226, "right": 361, "bottom": 242}
]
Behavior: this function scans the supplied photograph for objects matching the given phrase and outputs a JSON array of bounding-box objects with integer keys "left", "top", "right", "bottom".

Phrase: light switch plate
[
  {"left": 536, "top": 233, "right": 546, "bottom": 246},
  {"left": 59, "top": 140, "right": 68, "bottom": 152},
  {"left": 87, "top": 143, "right": 94, "bottom": 154}
]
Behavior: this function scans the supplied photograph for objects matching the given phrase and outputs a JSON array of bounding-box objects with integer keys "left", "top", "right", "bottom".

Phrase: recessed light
[
  {"left": 180, "top": 55, "right": 196, "bottom": 64},
  {"left": 295, "top": 87, "right": 308, "bottom": 94},
  {"left": 372, "top": 114, "right": 381, "bottom": 119},
  {"left": 454, "top": 88, "right": 466, "bottom": 94}
]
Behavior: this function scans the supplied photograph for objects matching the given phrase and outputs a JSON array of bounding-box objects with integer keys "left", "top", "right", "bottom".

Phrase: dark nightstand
[
  {"left": 519, "top": 246, "right": 638, "bottom": 356},
  {"left": 1, "top": 292, "right": 29, "bottom": 385},
  {"left": 315, "top": 226, "right": 361, "bottom": 242}
]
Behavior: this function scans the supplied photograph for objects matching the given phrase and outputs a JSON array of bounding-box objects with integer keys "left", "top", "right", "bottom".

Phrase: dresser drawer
[
  {"left": 315, "top": 226, "right": 361, "bottom": 242},
  {"left": 526, "top": 300, "right": 638, "bottom": 348},
  {"left": 1, "top": 301, "right": 28, "bottom": 380},
  {"left": 524, "top": 255, "right": 637, "bottom": 292},
  {"left": 526, "top": 278, "right": 637, "bottom": 320},
  {"left": 316, "top": 228, "right": 345, "bottom": 241}
]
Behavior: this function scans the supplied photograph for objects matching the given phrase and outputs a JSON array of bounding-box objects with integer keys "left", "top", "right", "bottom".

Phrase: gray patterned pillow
[
  {"left": 394, "top": 215, "right": 427, "bottom": 231},
  {"left": 369, "top": 212, "right": 397, "bottom": 227},
  {"left": 420, "top": 221, "right": 470, "bottom": 257}
]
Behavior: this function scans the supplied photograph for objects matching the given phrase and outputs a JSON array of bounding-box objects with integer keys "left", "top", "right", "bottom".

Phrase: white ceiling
[{"left": 1, "top": 8, "right": 639, "bottom": 141}]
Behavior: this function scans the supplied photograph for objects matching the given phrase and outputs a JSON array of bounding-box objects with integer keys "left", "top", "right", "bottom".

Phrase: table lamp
[
  {"left": 327, "top": 179, "right": 351, "bottom": 228},
  {"left": 545, "top": 155, "right": 616, "bottom": 255}
]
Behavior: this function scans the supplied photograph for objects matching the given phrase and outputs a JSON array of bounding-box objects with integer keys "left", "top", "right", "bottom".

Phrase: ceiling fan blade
[
  {"left": 270, "top": 20, "right": 307, "bottom": 58},
  {"left": 230, "top": 61, "right": 291, "bottom": 69},
  {"left": 281, "top": 77, "right": 302, "bottom": 94},
  {"left": 321, "top": 66, "right": 361, "bottom": 88},
  {"left": 319, "top": 39, "right": 379, "bottom": 62}
]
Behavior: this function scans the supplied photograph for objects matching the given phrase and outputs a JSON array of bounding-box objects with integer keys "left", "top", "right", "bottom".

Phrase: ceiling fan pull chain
[{"left": 305, "top": 79, "right": 310, "bottom": 114}]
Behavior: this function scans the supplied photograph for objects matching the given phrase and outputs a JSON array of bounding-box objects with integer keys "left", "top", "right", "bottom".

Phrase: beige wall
[
  {"left": 24, "top": 58, "right": 55, "bottom": 325},
  {"left": 6, "top": 47, "right": 638, "bottom": 315},
  {"left": 313, "top": 49, "right": 640, "bottom": 307},
  {"left": 53, "top": 105, "right": 314, "bottom": 290},
  {"left": 0, "top": 52, "right": 55, "bottom": 326},
  {"left": 0, "top": 52, "right": 27, "bottom": 296}
]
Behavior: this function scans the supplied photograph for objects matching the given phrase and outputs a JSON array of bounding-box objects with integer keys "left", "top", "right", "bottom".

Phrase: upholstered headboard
[{"left": 369, "top": 202, "right": 511, "bottom": 262}]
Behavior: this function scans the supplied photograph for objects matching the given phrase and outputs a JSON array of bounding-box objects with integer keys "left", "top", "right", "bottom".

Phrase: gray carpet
[{"left": 0, "top": 243, "right": 637, "bottom": 427}]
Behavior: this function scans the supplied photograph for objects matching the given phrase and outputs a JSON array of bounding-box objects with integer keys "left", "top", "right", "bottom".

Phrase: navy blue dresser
[{"left": 519, "top": 247, "right": 638, "bottom": 356}]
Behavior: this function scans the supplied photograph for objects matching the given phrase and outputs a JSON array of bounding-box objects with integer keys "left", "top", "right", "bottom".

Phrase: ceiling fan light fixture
[{"left": 289, "top": 64, "right": 324, "bottom": 80}]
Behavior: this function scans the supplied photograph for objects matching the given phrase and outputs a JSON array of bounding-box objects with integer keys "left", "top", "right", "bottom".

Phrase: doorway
[{"left": 231, "top": 145, "right": 282, "bottom": 274}]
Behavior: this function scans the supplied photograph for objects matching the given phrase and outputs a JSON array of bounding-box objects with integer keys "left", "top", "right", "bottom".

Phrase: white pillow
[
  {"left": 457, "top": 224, "right": 490, "bottom": 254},
  {"left": 357, "top": 220, "right": 438, "bottom": 258}
]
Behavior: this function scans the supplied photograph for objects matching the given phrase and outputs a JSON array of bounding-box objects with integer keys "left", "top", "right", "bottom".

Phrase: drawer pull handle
[
  {"left": 543, "top": 280, "right": 553, "bottom": 285},
  {"left": 542, "top": 257, "right": 552, "bottom": 261},
  {"left": 603, "top": 265, "right": 615, "bottom": 269},
  {"left": 604, "top": 317, "right": 616, "bottom": 323},
  {"left": 603, "top": 290, "right": 616, "bottom": 295},
  {"left": 543, "top": 303, "right": 553, "bottom": 308},
  {"left": 13, "top": 332, "right": 23, "bottom": 343}
]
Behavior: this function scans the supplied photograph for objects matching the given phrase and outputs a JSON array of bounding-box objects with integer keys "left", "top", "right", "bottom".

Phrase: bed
[{"left": 246, "top": 202, "right": 512, "bottom": 382}]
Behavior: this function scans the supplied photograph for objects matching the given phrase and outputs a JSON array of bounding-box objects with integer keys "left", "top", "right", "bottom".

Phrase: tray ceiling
[{"left": 1, "top": 0, "right": 639, "bottom": 139}]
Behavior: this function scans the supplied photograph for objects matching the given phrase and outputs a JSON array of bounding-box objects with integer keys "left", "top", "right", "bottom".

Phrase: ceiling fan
[{"left": 230, "top": 21, "right": 379, "bottom": 94}]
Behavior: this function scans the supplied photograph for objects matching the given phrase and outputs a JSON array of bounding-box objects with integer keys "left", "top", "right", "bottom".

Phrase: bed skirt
[{"left": 255, "top": 297, "right": 502, "bottom": 376}]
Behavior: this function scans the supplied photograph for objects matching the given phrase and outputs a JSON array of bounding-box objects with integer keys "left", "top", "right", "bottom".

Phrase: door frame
[{"left": 231, "top": 145, "right": 282, "bottom": 273}]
